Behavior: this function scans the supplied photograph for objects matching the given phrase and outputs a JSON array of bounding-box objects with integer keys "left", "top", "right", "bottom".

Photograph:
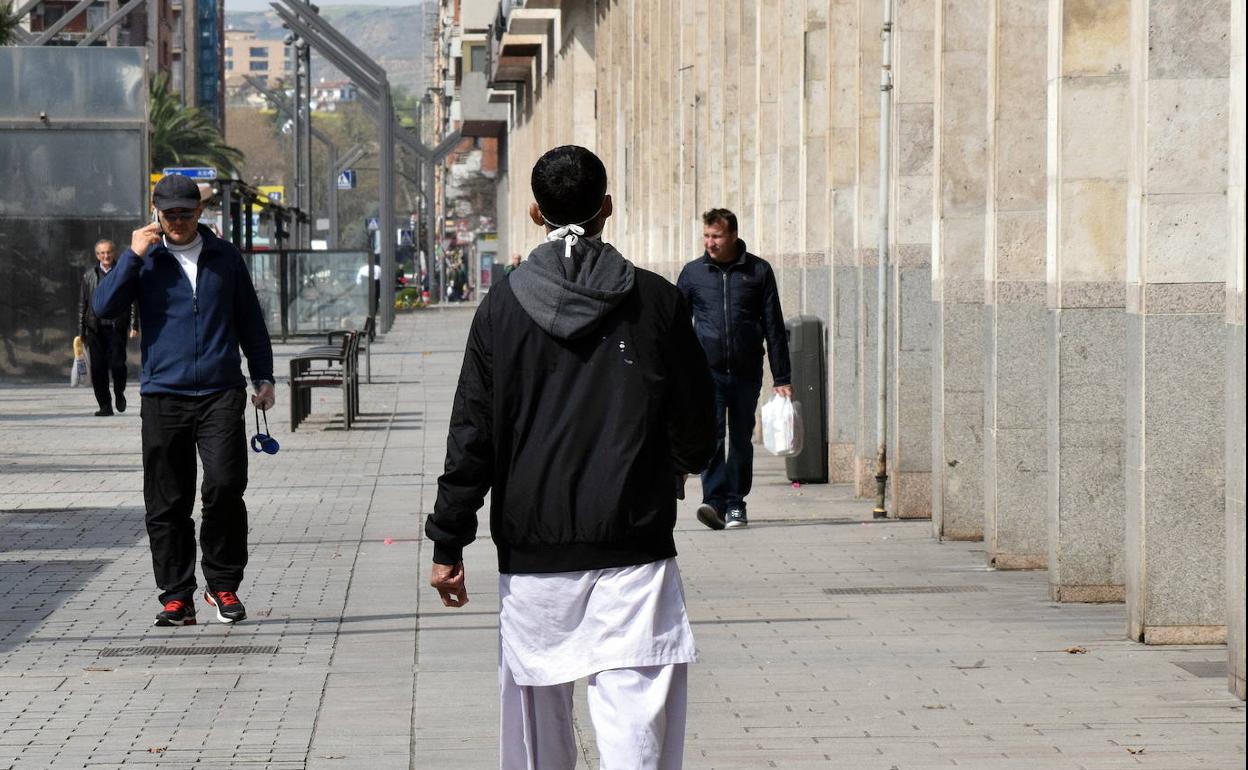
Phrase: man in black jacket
[
  {"left": 676, "top": 209, "right": 792, "bottom": 530},
  {"left": 427, "top": 145, "right": 715, "bottom": 769},
  {"left": 78, "top": 239, "right": 138, "bottom": 416}
]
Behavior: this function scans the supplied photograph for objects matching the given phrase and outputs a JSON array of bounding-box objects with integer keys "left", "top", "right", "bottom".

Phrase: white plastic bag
[
  {"left": 70, "top": 357, "right": 87, "bottom": 387},
  {"left": 761, "top": 393, "right": 803, "bottom": 456}
]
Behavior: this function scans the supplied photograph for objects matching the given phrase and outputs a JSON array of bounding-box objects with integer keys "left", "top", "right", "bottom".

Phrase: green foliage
[
  {"left": 395, "top": 287, "right": 426, "bottom": 311},
  {"left": 0, "top": 1, "right": 20, "bottom": 46},
  {"left": 150, "top": 73, "right": 245, "bottom": 177}
]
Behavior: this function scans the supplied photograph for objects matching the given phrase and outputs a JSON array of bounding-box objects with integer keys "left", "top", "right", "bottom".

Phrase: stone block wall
[{"left": 487, "top": 0, "right": 1245, "bottom": 694}]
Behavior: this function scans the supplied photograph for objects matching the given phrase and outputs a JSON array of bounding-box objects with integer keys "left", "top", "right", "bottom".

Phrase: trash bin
[{"left": 784, "top": 315, "right": 829, "bottom": 483}]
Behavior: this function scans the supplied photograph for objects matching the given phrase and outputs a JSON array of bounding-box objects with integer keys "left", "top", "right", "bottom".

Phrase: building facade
[
  {"left": 224, "top": 28, "right": 291, "bottom": 90},
  {"left": 476, "top": 0, "right": 1247, "bottom": 700},
  {"left": 436, "top": 0, "right": 507, "bottom": 292}
]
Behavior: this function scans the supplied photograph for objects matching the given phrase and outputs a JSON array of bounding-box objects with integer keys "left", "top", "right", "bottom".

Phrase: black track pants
[{"left": 141, "top": 388, "right": 249, "bottom": 604}]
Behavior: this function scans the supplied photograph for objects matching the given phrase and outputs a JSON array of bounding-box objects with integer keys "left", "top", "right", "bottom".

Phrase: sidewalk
[{"left": 0, "top": 307, "right": 1242, "bottom": 770}]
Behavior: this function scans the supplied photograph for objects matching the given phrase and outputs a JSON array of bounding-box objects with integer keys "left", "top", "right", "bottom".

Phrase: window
[
  {"left": 226, "top": 61, "right": 233, "bottom": 70},
  {"left": 249, "top": 47, "right": 267, "bottom": 57},
  {"left": 470, "top": 45, "right": 486, "bottom": 73},
  {"left": 252, "top": 60, "right": 269, "bottom": 71},
  {"left": 225, "top": 47, "right": 233, "bottom": 57}
]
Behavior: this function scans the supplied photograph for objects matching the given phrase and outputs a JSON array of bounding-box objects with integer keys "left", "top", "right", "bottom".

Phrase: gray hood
[{"left": 510, "top": 236, "right": 636, "bottom": 340}]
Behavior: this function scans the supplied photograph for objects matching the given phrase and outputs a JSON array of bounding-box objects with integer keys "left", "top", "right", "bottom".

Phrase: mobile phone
[{"left": 152, "top": 209, "right": 166, "bottom": 237}]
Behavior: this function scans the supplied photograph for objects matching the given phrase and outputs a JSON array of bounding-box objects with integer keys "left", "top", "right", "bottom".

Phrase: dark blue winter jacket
[
  {"left": 676, "top": 240, "right": 791, "bottom": 385},
  {"left": 93, "top": 225, "right": 274, "bottom": 396}
]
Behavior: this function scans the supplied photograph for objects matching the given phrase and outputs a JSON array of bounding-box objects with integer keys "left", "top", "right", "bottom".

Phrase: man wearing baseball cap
[{"left": 93, "top": 173, "right": 275, "bottom": 627}]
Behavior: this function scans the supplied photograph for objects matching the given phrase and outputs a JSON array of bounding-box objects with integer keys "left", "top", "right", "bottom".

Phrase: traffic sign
[
  {"left": 366, "top": 217, "right": 380, "bottom": 232},
  {"left": 161, "top": 166, "right": 217, "bottom": 180},
  {"left": 337, "top": 170, "right": 357, "bottom": 190}
]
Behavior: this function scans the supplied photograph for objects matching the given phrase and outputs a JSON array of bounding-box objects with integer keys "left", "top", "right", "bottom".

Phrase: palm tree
[
  {"left": 0, "top": 1, "right": 21, "bottom": 46},
  {"left": 149, "top": 72, "right": 244, "bottom": 177}
]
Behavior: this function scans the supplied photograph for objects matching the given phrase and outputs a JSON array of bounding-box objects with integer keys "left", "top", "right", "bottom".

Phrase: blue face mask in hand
[{"left": 250, "top": 406, "right": 280, "bottom": 455}]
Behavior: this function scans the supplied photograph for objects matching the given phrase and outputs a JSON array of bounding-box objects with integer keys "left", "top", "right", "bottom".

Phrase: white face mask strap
[{"left": 541, "top": 200, "right": 604, "bottom": 259}]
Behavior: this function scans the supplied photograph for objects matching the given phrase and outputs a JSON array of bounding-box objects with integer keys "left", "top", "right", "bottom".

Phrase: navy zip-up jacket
[
  {"left": 676, "top": 239, "right": 791, "bottom": 385},
  {"left": 92, "top": 225, "right": 274, "bottom": 396}
]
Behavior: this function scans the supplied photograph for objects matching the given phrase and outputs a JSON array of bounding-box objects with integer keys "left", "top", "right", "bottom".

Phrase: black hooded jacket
[
  {"left": 426, "top": 236, "right": 716, "bottom": 574},
  {"left": 676, "top": 240, "right": 791, "bottom": 385}
]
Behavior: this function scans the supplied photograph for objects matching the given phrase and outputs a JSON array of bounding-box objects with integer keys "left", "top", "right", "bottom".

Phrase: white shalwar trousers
[{"left": 499, "top": 653, "right": 688, "bottom": 770}]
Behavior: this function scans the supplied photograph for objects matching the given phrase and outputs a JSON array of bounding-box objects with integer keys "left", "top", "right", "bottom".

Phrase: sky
[{"left": 224, "top": 0, "right": 422, "bottom": 12}]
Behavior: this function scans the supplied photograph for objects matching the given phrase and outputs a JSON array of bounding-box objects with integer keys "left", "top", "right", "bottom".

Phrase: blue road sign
[
  {"left": 161, "top": 167, "right": 217, "bottom": 180},
  {"left": 337, "top": 170, "right": 357, "bottom": 190},
  {"left": 366, "top": 217, "right": 380, "bottom": 232}
]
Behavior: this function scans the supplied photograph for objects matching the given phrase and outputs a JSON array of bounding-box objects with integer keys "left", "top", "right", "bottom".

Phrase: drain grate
[
  {"left": 99, "top": 645, "right": 279, "bottom": 657},
  {"left": 1172, "top": 661, "right": 1225, "bottom": 679},
  {"left": 823, "top": 585, "right": 987, "bottom": 596}
]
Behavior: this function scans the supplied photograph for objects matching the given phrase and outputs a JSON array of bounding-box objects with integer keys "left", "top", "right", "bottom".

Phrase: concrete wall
[
  {"left": 983, "top": 0, "right": 1048, "bottom": 568},
  {"left": 1123, "top": 0, "right": 1230, "bottom": 645},
  {"left": 888, "top": 0, "right": 935, "bottom": 519},
  {"left": 1044, "top": 0, "right": 1130, "bottom": 603},
  {"left": 489, "top": 0, "right": 1245, "bottom": 671},
  {"left": 1229, "top": 0, "right": 1247, "bottom": 703},
  {"left": 931, "top": 0, "right": 989, "bottom": 541}
]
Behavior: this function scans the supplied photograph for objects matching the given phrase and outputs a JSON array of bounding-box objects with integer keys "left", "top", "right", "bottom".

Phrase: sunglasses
[{"left": 161, "top": 210, "right": 197, "bottom": 222}]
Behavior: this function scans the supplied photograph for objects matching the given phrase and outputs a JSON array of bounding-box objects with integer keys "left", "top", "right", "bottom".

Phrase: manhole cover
[
  {"left": 98, "top": 645, "right": 280, "bottom": 657},
  {"left": 823, "top": 585, "right": 987, "bottom": 595}
]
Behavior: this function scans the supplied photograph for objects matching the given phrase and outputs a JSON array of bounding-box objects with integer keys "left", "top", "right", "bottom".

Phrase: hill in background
[{"left": 226, "top": 3, "right": 433, "bottom": 96}]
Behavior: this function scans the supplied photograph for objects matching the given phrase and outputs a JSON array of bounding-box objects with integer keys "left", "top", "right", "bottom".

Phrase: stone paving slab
[{"left": 0, "top": 306, "right": 1243, "bottom": 769}]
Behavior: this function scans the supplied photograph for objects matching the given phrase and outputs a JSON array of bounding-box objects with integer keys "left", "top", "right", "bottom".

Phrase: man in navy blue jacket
[
  {"left": 676, "top": 209, "right": 792, "bottom": 530},
  {"left": 94, "top": 174, "right": 274, "bottom": 627}
]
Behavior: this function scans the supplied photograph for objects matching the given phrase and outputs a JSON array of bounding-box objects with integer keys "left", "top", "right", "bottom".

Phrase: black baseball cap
[{"left": 152, "top": 174, "right": 202, "bottom": 211}]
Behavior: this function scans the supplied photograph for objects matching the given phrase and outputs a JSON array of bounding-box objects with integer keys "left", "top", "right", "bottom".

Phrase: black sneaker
[
  {"left": 725, "top": 508, "right": 748, "bottom": 529},
  {"left": 204, "top": 590, "right": 247, "bottom": 623},
  {"left": 115, "top": 393, "right": 127, "bottom": 413},
  {"left": 94, "top": 408, "right": 114, "bottom": 417},
  {"left": 696, "top": 503, "right": 725, "bottom": 530},
  {"left": 154, "top": 598, "right": 196, "bottom": 626}
]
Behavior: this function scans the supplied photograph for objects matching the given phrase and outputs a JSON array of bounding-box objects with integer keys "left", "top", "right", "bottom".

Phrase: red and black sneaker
[
  {"left": 204, "top": 590, "right": 247, "bottom": 624},
  {"left": 154, "top": 598, "right": 196, "bottom": 627}
]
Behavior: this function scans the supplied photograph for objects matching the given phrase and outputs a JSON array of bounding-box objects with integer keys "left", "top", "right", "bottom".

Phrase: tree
[
  {"left": 149, "top": 73, "right": 244, "bottom": 176},
  {"left": 225, "top": 106, "right": 289, "bottom": 188},
  {"left": 0, "top": 1, "right": 20, "bottom": 46}
]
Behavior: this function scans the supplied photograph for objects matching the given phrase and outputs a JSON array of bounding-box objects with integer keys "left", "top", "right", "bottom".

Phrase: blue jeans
[{"left": 701, "top": 372, "right": 762, "bottom": 513}]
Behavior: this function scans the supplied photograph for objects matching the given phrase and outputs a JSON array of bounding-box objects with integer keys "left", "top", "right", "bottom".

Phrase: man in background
[
  {"left": 677, "top": 208, "right": 792, "bottom": 530},
  {"left": 78, "top": 239, "right": 138, "bottom": 416}
]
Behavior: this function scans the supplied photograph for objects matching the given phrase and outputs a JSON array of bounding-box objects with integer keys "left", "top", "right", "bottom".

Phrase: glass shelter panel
[
  {"left": 242, "top": 251, "right": 372, "bottom": 338},
  {"left": 0, "top": 48, "right": 146, "bottom": 381},
  {"left": 0, "top": 48, "right": 145, "bottom": 120},
  {"left": 0, "top": 132, "right": 144, "bottom": 217}
]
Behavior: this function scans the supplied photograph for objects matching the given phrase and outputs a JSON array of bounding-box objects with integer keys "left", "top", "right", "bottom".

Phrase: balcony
[{"left": 488, "top": 0, "right": 559, "bottom": 86}]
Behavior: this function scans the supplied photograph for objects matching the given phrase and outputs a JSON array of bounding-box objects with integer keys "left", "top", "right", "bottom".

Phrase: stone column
[
  {"left": 982, "top": 0, "right": 1048, "bottom": 567},
  {"left": 738, "top": 1, "right": 760, "bottom": 261},
  {"left": 931, "top": 0, "right": 989, "bottom": 540},
  {"left": 1228, "top": 0, "right": 1246, "bottom": 701},
  {"left": 1045, "top": 0, "right": 1130, "bottom": 603},
  {"left": 776, "top": 0, "right": 805, "bottom": 318},
  {"left": 705, "top": 0, "right": 725, "bottom": 218},
  {"left": 854, "top": 0, "right": 882, "bottom": 499},
  {"left": 570, "top": 1, "right": 597, "bottom": 148},
  {"left": 828, "top": 0, "right": 859, "bottom": 483},
  {"left": 887, "top": 0, "right": 935, "bottom": 519},
  {"left": 678, "top": 0, "right": 697, "bottom": 267},
  {"left": 1124, "top": 0, "right": 1229, "bottom": 644},
  {"left": 755, "top": 2, "right": 780, "bottom": 264},
  {"left": 803, "top": 2, "right": 831, "bottom": 321}
]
